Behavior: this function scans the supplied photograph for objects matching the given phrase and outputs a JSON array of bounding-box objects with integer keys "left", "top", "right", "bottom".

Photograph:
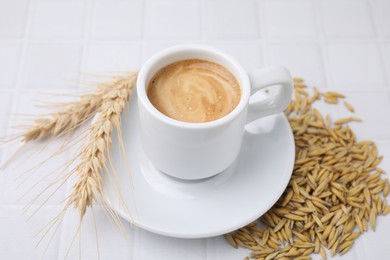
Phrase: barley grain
[
  {"left": 344, "top": 101, "right": 355, "bottom": 113},
  {"left": 370, "top": 208, "right": 377, "bottom": 231},
  {"left": 228, "top": 78, "right": 389, "bottom": 260},
  {"left": 225, "top": 234, "right": 238, "bottom": 248}
]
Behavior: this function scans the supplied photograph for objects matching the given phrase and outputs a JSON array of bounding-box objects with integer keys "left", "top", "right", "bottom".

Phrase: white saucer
[{"left": 103, "top": 91, "right": 295, "bottom": 238}]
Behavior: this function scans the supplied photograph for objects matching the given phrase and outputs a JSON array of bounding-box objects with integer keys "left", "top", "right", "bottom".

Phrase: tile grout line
[
  {"left": 2, "top": 0, "right": 68, "bottom": 258},
  {"left": 10, "top": 86, "right": 390, "bottom": 93},
  {"left": 78, "top": 0, "right": 94, "bottom": 87},
  {"left": 11, "top": 38, "right": 388, "bottom": 45},
  {"left": 131, "top": 227, "right": 140, "bottom": 260},
  {"left": 314, "top": 0, "right": 331, "bottom": 89},
  {"left": 311, "top": 0, "right": 328, "bottom": 88},
  {"left": 140, "top": 0, "right": 147, "bottom": 65},
  {"left": 205, "top": 237, "right": 216, "bottom": 260},
  {"left": 132, "top": 1, "right": 149, "bottom": 259},
  {"left": 200, "top": 0, "right": 206, "bottom": 44},
  {"left": 199, "top": 2, "right": 212, "bottom": 258},
  {"left": 140, "top": 0, "right": 149, "bottom": 64},
  {"left": 68, "top": 0, "right": 94, "bottom": 200},
  {"left": 14, "top": 0, "right": 35, "bottom": 92},
  {"left": 316, "top": 0, "right": 390, "bottom": 90},
  {"left": 251, "top": 0, "right": 263, "bottom": 68},
  {"left": 56, "top": 0, "right": 93, "bottom": 259},
  {"left": 367, "top": 0, "right": 390, "bottom": 85},
  {"left": 257, "top": 0, "right": 269, "bottom": 66},
  {"left": 3, "top": 0, "right": 36, "bottom": 157},
  {"left": 6, "top": 0, "right": 36, "bottom": 136}
]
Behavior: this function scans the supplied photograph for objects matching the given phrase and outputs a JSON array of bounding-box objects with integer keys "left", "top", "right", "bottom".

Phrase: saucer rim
[{"left": 103, "top": 106, "right": 295, "bottom": 238}]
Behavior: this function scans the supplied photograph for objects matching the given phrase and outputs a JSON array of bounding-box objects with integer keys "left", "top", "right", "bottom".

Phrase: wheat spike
[
  {"left": 22, "top": 74, "right": 135, "bottom": 143},
  {"left": 68, "top": 73, "right": 136, "bottom": 218}
]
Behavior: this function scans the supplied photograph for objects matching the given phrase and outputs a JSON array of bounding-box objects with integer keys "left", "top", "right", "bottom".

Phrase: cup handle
[{"left": 246, "top": 66, "right": 293, "bottom": 124}]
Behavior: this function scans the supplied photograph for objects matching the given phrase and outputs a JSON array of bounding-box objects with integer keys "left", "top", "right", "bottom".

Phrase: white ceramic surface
[
  {"left": 103, "top": 90, "right": 295, "bottom": 238},
  {"left": 137, "top": 44, "right": 293, "bottom": 180}
]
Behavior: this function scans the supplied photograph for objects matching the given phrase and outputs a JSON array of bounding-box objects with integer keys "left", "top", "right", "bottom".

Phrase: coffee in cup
[
  {"left": 137, "top": 45, "right": 293, "bottom": 180},
  {"left": 147, "top": 59, "right": 241, "bottom": 123}
]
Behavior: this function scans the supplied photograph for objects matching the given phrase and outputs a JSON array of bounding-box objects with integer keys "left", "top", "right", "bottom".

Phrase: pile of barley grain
[{"left": 225, "top": 78, "right": 390, "bottom": 260}]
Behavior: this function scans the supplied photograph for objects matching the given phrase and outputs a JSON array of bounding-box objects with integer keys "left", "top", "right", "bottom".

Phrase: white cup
[{"left": 137, "top": 45, "right": 293, "bottom": 180}]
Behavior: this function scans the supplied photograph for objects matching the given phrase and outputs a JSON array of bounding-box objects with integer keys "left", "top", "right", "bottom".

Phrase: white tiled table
[{"left": 1, "top": 0, "right": 390, "bottom": 259}]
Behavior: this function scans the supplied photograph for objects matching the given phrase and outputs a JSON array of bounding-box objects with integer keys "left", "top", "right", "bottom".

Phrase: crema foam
[{"left": 147, "top": 59, "right": 241, "bottom": 123}]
